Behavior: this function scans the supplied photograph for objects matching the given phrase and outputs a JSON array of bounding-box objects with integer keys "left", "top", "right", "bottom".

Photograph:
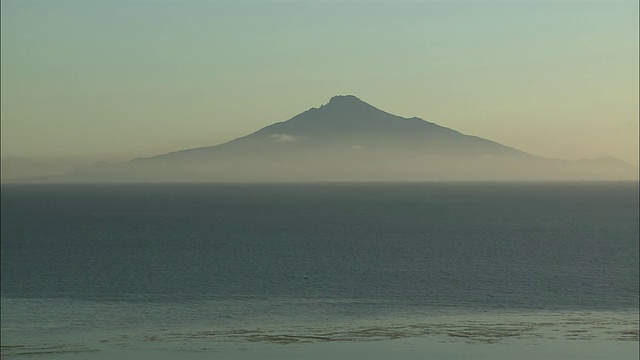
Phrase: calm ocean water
[{"left": 1, "top": 183, "right": 638, "bottom": 359}]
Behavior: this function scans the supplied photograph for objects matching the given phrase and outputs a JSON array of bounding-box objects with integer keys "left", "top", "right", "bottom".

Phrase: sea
[{"left": 1, "top": 182, "right": 638, "bottom": 359}]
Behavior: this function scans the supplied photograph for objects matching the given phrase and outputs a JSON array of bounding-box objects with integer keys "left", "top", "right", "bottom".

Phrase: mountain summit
[
  {"left": 328, "top": 94, "right": 365, "bottom": 104},
  {"left": 60, "top": 95, "right": 637, "bottom": 182}
]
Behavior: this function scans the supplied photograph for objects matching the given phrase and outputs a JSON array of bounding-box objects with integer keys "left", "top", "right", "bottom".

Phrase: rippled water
[{"left": 1, "top": 183, "right": 638, "bottom": 359}]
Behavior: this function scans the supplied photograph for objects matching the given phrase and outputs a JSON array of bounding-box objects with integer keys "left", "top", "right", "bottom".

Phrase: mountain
[{"left": 39, "top": 95, "right": 639, "bottom": 182}]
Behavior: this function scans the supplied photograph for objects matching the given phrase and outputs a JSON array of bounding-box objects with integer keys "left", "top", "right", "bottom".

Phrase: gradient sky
[{"left": 1, "top": 0, "right": 638, "bottom": 166}]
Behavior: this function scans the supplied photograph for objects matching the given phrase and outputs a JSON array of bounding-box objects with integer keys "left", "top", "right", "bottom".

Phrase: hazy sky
[{"left": 2, "top": 0, "right": 638, "bottom": 166}]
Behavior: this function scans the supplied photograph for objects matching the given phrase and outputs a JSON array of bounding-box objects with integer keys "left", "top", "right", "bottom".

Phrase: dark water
[
  {"left": 1, "top": 183, "right": 638, "bottom": 358},
  {"left": 2, "top": 183, "right": 638, "bottom": 309}
]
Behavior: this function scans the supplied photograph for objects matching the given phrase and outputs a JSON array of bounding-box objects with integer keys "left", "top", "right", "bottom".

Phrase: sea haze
[{"left": 1, "top": 183, "right": 638, "bottom": 359}]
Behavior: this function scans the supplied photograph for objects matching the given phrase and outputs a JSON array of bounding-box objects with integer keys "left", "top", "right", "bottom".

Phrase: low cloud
[{"left": 269, "top": 134, "right": 300, "bottom": 142}]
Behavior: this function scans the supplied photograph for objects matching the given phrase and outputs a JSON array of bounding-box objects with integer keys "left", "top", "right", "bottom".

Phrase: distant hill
[{"left": 27, "top": 95, "right": 639, "bottom": 182}]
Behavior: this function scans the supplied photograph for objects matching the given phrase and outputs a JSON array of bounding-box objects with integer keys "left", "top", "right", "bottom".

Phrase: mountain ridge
[{"left": 11, "top": 95, "right": 639, "bottom": 182}]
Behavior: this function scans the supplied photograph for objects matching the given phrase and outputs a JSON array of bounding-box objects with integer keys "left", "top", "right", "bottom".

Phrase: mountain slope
[
  {"left": 49, "top": 95, "right": 639, "bottom": 182},
  {"left": 152, "top": 95, "right": 528, "bottom": 162}
]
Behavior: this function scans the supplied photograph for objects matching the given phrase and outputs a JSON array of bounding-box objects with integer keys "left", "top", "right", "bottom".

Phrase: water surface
[{"left": 2, "top": 183, "right": 638, "bottom": 358}]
